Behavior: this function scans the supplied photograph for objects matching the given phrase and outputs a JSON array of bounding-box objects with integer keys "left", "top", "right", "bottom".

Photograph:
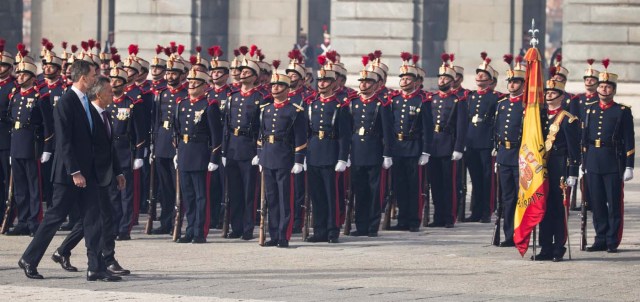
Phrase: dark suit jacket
[
  {"left": 51, "top": 88, "right": 97, "bottom": 185},
  {"left": 91, "top": 106, "right": 122, "bottom": 187}
]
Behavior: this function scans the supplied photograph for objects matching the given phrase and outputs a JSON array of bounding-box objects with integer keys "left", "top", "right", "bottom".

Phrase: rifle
[
  {"left": 302, "top": 171, "right": 310, "bottom": 240},
  {"left": 221, "top": 170, "right": 230, "bottom": 238},
  {"left": 1, "top": 173, "right": 14, "bottom": 234},
  {"left": 457, "top": 158, "right": 467, "bottom": 222},
  {"left": 172, "top": 170, "right": 182, "bottom": 242},
  {"left": 258, "top": 171, "right": 267, "bottom": 246},
  {"left": 422, "top": 165, "right": 430, "bottom": 227},
  {"left": 579, "top": 176, "right": 588, "bottom": 251},
  {"left": 491, "top": 164, "right": 502, "bottom": 246},
  {"left": 560, "top": 177, "right": 572, "bottom": 260},
  {"left": 144, "top": 152, "right": 156, "bottom": 234},
  {"left": 343, "top": 172, "right": 354, "bottom": 235},
  {"left": 381, "top": 172, "right": 393, "bottom": 230}
]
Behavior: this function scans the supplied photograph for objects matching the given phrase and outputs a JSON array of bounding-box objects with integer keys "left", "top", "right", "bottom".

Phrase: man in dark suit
[
  {"left": 19, "top": 60, "right": 120, "bottom": 281},
  {"left": 51, "top": 76, "right": 129, "bottom": 275}
]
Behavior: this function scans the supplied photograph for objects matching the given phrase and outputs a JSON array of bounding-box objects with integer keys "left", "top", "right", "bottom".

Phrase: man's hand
[
  {"left": 251, "top": 155, "right": 259, "bottom": 166},
  {"left": 383, "top": 157, "right": 393, "bottom": 169},
  {"left": 116, "top": 174, "right": 126, "bottom": 191},
  {"left": 133, "top": 158, "right": 143, "bottom": 170},
  {"left": 40, "top": 152, "right": 52, "bottom": 163},
  {"left": 291, "top": 163, "right": 304, "bottom": 174},
  {"left": 173, "top": 155, "right": 178, "bottom": 169},
  {"left": 566, "top": 176, "right": 577, "bottom": 187},
  {"left": 221, "top": 157, "right": 227, "bottom": 167},
  {"left": 208, "top": 162, "right": 218, "bottom": 172},
  {"left": 418, "top": 153, "right": 430, "bottom": 166},
  {"left": 491, "top": 149, "right": 497, "bottom": 157},
  {"left": 149, "top": 155, "right": 154, "bottom": 164},
  {"left": 451, "top": 151, "right": 463, "bottom": 161},
  {"left": 335, "top": 160, "right": 347, "bottom": 172},
  {"left": 73, "top": 173, "right": 86, "bottom": 188},
  {"left": 624, "top": 167, "right": 634, "bottom": 182}
]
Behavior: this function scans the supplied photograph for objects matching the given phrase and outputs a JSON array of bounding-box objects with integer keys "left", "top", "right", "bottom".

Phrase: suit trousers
[
  {"left": 351, "top": 165, "right": 383, "bottom": 233},
  {"left": 465, "top": 148, "right": 493, "bottom": 220},
  {"left": 498, "top": 164, "right": 518, "bottom": 242},
  {"left": 11, "top": 158, "right": 41, "bottom": 232},
  {"left": 308, "top": 165, "right": 340, "bottom": 239},
  {"left": 155, "top": 157, "right": 176, "bottom": 230},
  {"left": 180, "top": 170, "right": 208, "bottom": 239},
  {"left": 264, "top": 168, "right": 293, "bottom": 242},
  {"left": 588, "top": 171, "right": 624, "bottom": 249},
  {"left": 392, "top": 157, "right": 423, "bottom": 228},
  {"left": 226, "top": 158, "right": 257, "bottom": 236}
]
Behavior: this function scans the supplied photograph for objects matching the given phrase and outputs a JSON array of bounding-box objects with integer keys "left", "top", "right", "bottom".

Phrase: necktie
[
  {"left": 82, "top": 95, "right": 93, "bottom": 130},
  {"left": 101, "top": 111, "right": 111, "bottom": 139}
]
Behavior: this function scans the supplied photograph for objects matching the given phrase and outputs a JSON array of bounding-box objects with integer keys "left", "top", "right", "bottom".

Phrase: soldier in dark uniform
[
  {"left": 6, "top": 47, "right": 54, "bottom": 236},
  {"left": 304, "top": 67, "right": 314, "bottom": 90},
  {"left": 550, "top": 55, "right": 578, "bottom": 116},
  {"left": 494, "top": 55, "right": 526, "bottom": 247},
  {"left": 98, "top": 46, "right": 114, "bottom": 77},
  {"left": 150, "top": 56, "right": 187, "bottom": 234},
  {"left": 304, "top": 56, "right": 350, "bottom": 243},
  {"left": 106, "top": 60, "right": 147, "bottom": 240},
  {"left": 221, "top": 49, "right": 270, "bottom": 240},
  {"left": 368, "top": 51, "right": 390, "bottom": 100},
  {"left": 574, "top": 59, "right": 600, "bottom": 121},
  {"left": 173, "top": 68, "right": 221, "bottom": 243},
  {"left": 229, "top": 48, "right": 243, "bottom": 91},
  {"left": 206, "top": 45, "right": 231, "bottom": 229},
  {"left": 0, "top": 40, "right": 16, "bottom": 226},
  {"left": 347, "top": 58, "right": 392, "bottom": 236},
  {"left": 427, "top": 56, "right": 467, "bottom": 228},
  {"left": 258, "top": 62, "right": 307, "bottom": 247},
  {"left": 583, "top": 61, "right": 634, "bottom": 253},
  {"left": 532, "top": 79, "right": 580, "bottom": 261},
  {"left": 387, "top": 53, "right": 433, "bottom": 232},
  {"left": 465, "top": 52, "right": 500, "bottom": 223},
  {"left": 150, "top": 46, "right": 168, "bottom": 93}
]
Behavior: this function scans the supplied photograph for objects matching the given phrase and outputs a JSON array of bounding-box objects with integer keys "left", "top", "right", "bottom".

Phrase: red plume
[
  {"left": 41, "top": 38, "right": 49, "bottom": 46},
  {"left": 480, "top": 51, "right": 487, "bottom": 60},
  {"left": 112, "top": 54, "right": 121, "bottom": 64},
  {"left": 259, "top": 54, "right": 265, "bottom": 62},
  {"left": 368, "top": 53, "right": 375, "bottom": 61},
  {"left": 239, "top": 46, "right": 248, "bottom": 56},
  {"left": 587, "top": 58, "right": 595, "bottom": 65},
  {"left": 317, "top": 55, "right": 327, "bottom": 66},
  {"left": 323, "top": 24, "right": 328, "bottom": 32},
  {"left": 272, "top": 60, "right": 280, "bottom": 70},
  {"left": 163, "top": 48, "right": 172, "bottom": 56},
  {"left": 233, "top": 49, "right": 240, "bottom": 57},
  {"left": 177, "top": 44, "right": 185, "bottom": 55},
  {"left": 556, "top": 54, "right": 562, "bottom": 63},
  {"left": 602, "top": 58, "right": 610, "bottom": 69},
  {"left": 189, "top": 55, "right": 198, "bottom": 65},
  {"left": 412, "top": 54, "right": 419, "bottom": 65},
  {"left": 400, "top": 52, "right": 411, "bottom": 62},
  {"left": 17, "top": 43, "right": 28, "bottom": 57},
  {"left": 128, "top": 44, "right": 138, "bottom": 55},
  {"left": 45, "top": 42, "right": 54, "bottom": 51},
  {"left": 515, "top": 55, "right": 523, "bottom": 64},
  {"left": 289, "top": 49, "right": 301, "bottom": 60},
  {"left": 61, "top": 41, "right": 68, "bottom": 50},
  {"left": 249, "top": 45, "right": 258, "bottom": 57},
  {"left": 549, "top": 66, "right": 557, "bottom": 77},
  {"left": 0, "top": 40, "right": 4, "bottom": 53},
  {"left": 449, "top": 53, "right": 455, "bottom": 63},
  {"left": 110, "top": 47, "right": 118, "bottom": 55},
  {"left": 361, "top": 55, "right": 369, "bottom": 67},
  {"left": 96, "top": 42, "right": 101, "bottom": 50},
  {"left": 207, "top": 46, "right": 215, "bottom": 57},
  {"left": 503, "top": 54, "right": 513, "bottom": 65},
  {"left": 71, "top": 45, "right": 78, "bottom": 53},
  {"left": 212, "top": 46, "right": 223, "bottom": 58},
  {"left": 81, "top": 41, "right": 89, "bottom": 51},
  {"left": 169, "top": 42, "right": 177, "bottom": 53},
  {"left": 373, "top": 50, "right": 382, "bottom": 59},
  {"left": 195, "top": 45, "right": 202, "bottom": 53},
  {"left": 88, "top": 39, "right": 96, "bottom": 49},
  {"left": 485, "top": 58, "right": 492, "bottom": 65},
  {"left": 326, "top": 50, "right": 337, "bottom": 63},
  {"left": 440, "top": 53, "right": 450, "bottom": 63},
  {"left": 156, "top": 45, "right": 163, "bottom": 55}
]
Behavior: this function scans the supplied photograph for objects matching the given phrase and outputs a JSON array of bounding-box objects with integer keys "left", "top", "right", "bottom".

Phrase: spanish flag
[{"left": 514, "top": 46, "right": 549, "bottom": 256}]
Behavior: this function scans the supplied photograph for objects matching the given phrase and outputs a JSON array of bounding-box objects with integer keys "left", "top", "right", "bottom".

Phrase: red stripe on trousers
[{"left": 379, "top": 168, "right": 386, "bottom": 208}]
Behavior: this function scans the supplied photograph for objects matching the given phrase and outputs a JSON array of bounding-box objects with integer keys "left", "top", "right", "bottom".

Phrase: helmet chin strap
[{"left": 189, "top": 80, "right": 206, "bottom": 90}]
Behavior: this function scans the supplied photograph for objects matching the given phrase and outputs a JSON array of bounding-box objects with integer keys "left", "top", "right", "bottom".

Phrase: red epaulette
[
  {"left": 36, "top": 81, "right": 47, "bottom": 91},
  {"left": 303, "top": 93, "right": 316, "bottom": 105},
  {"left": 132, "top": 95, "right": 144, "bottom": 105},
  {"left": 176, "top": 97, "right": 185, "bottom": 104},
  {"left": 208, "top": 98, "right": 219, "bottom": 106},
  {"left": 39, "top": 92, "right": 50, "bottom": 100}
]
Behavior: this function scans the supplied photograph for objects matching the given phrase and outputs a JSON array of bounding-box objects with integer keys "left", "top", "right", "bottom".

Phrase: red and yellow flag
[{"left": 514, "top": 47, "right": 549, "bottom": 256}]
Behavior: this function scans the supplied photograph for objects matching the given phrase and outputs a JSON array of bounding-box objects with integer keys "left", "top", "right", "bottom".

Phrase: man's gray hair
[
  {"left": 69, "top": 60, "right": 94, "bottom": 82},
  {"left": 87, "top": 76, "right": 111, "bottom": 101}
]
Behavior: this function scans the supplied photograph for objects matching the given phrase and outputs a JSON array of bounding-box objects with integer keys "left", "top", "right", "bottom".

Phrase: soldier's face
[
  {"left": 359, "top": 79, "right": 377, "bottom": 95},
  {"left": 584, "top": 77, "right": 597, "bottom": 91},
  {"left": 125, "top": 68, "right": 138, "bottom": 83},
  {"left": 453, "top": 74, "right": 463, "bottom": 88},
  {"left": 230, "top": 68, "right": 241, "bottom": 80},
  {"left": 270, "top": 83, "right": 287, "bottom": 96},
  {"left": 317, "top": 79, "right": 334, "bottom": 93},
  {"left": 551, "top": 74, "right": 566, "bottom": 83},
  {"left": 239, "top": 69, "right": 256, "bottom": 84},
  {"left": 597, "top": 83, "right": 616, "bottom": 101},
  {"left": 165, "top": 70, "right": 181, "bottom": 86},
  {"left": 111, "top": 78, "right": 125, "bottom": 93},
  {"left": 545, "top": 90, "right": 561, "bottom": 103},
  {"left": 43, "top": 64, "right": 60, "bottom": 78},
  {"left": 210, "top": 69, "right": 228, "bottom": 85},
  {"left": 507, "top": 80, "right": 523, "bottom": 94},
  {"left": 475, "top": 71, "right": 491, "bottom": 88},
  {"left": 399, "top": 75, "right": 416, "bottom": 91},
  {"left": 188, "top": 79, "right": 206, "bottom": 97},
  {"left": 16, "top": 72, "right": 34, "bottom": 87},
  {"left": 151, "top": 66, "right": 165, "bottom": 80},
  {"left": 0, "top": 64, "right": 13, "bottom": 78},
  {"left": 138, "top": 70, "right": 149, "bottom": 82},
  {"left": 437, "top": 75, "right": 452, "bottom": 90},
  {"left": 287, "top": 71, "right": 300, "bottom": 89}
]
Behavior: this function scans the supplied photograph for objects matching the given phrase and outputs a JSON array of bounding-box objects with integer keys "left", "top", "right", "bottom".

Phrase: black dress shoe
[
  {"left": 277, "top": 240, "right": 289, "bottom": 248},
  {"left": 263, "top": 240, "right": 278, "bottom": 247},
  {"left": 107, "top": 261, "right": 131, "bottom": 276},
  {"left": 87, "top": 270, "right": 122, "bottom": 282},
  {"left": 242, "top": 233, "right": 254, "bottom": 240},
  {"left": 465, "top": 216, "right": 481, "bottom": 222},
  {"left": 552, "top": 256, "right": 564, "bottom": 262},
  {"left": 367, "top": 232, "right": 378, "bottom": 237},
  {"left": 529, "top": 253, "right": 552, "bottom": 261},
  {"left": 586, "top": 245, "right": 607, "bottom": 252},
  {"left": 192, "top": 237, "right": 206, "bottom": 244},
  {"left": 607, "top": 247, "right": 618, "bottom": 253},
  {"left": 6, "top": 227, "right": 30, "bottom": 236},
  {"left": 499, "top": 240, "right": 515, "bottom": 247},
  {"left": 348, "top": 231, "right": 368, "bottom": 236},
  {"left": 328, "top": 237, "right": 339, "bottom": 243},
  {"left": 409, "top": 226, "right": 420, "bottom": 232},
  {"left": 18, "top": 259, "right": 43, "bottom": 279},
  {"left": 58, "top": 223, "right": 74, "bottom": 231},
  {"left": 226, "top": 231, "right": 242, "bottom": 239},
  {"left": 444, "top": 223, "right": 454, "bottom": 229},
  {"left": 305, "top": 235, "right": 328, "bottom": 243},
  {"left": 151, "top": 227, "right": 171, "bottom": 235},
  {"left": 176, "top": 236, "right": 192, "bottom": 243},
  {"left": 116, "top": 233, "right": 131, "bottom": 241},
  {"left": 480, "top": 217, "right": 491, "bottom": 223},
  {"left": 427, "top": 222, "right": 444, "bottom": 228},
  {"left": 51, "top": 251, "right": 78, "bottom": 272}
]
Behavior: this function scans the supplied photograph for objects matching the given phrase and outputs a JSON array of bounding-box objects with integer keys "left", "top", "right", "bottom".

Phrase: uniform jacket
[
  {"left": 258, "top": 100, "right": 307, "bottom": 170},
  {"left": 428, "top": 90, "right": 467, "bottom": 157}
]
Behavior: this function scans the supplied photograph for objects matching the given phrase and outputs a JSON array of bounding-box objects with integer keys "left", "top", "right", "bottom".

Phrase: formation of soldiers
[{"left": 0, "top": 34, "right": 634, "bottom": 265}]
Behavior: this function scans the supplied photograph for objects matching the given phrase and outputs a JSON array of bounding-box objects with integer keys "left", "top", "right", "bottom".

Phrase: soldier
[
  {"left": 532, "top": 79, "right": 580, "bottom": 261},
  {"left": 6, "top": 45, "right": 54, "bottom": 236},
  {"left": 150, "top": 46, "right": 168, "bottom": 93},
  {"left": 427, "top": 55, "right": 467, "bottom": 228},
  {"left": 221, "top": 46, "right": 270, "bottom": 240},
  {"left": 99, "top": 46, "right": 114, "bottom": 77},
  {"left": 173, "top": 67, "right": 221, "bottom": 243},
  {"left": 465, "top": 52, "right": 500, "bottom": 223},
  {"left": 347, "top": 57, "right": 392, "bottom": 236},
  {"left": 106, "top": 57, "right": 147, "bottom": 240},
  {"left": 136, "top": 58, "right": 152, "bottom": 92},
  {"left": 574, "top": 59, "right": 600, "bottom": 121},
  {"left": 369, "top": 51, "right": 391, "bottom": 100},
  {"left": 150, "top": 56, "right": 188, "bottom": 234},
  {"left": 0, "top": 39, "right": 16, "bottom": 226},
  {"left": 494, "top": 55, "right": 526, "bottom": 247},
  {"left": 229, "top": 48, "right": 243, "bottom": 90},
  {"left": 304, "top": 55, "right": 350, "bottom": 243},
  {"left": 304, "top": 67, "right": 314, "bottom": 90},
  {"left": 258, "top": 61, "right": 306, "bottom": 247},
  {"left": 550, "top": 54, "right": 578, "bottom": 116},
  {"left": 583, "top": 60, "right": 634, "bottom": 253}
]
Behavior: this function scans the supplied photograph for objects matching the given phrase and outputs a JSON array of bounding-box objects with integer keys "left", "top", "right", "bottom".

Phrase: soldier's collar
[
  {"left": 509, "top": 94, "right": 523, "bottom": 102},
  {"left": 274, "top": 99, "right": 290, "bottom": 109},
  {"left": 169, "top": 82, "right": 188, "bottom": 94},
  {"left": 113, "top": 94, "right": 127, "bottom": 103},
  {"left": 547, "top": 107, "right": 562, "bottom": 116},
  {"left": 599, "top": 100, "right": 615, "bottom": 111},
  {"left": 437, "top": 90, "right": 452, "bottom": 98},
  {"left": 20, "top": 86, "right": 37, "bottom": 96},
  {"left": 211, "top": 84, "right": 228, "bottom": 94},
  {"left": 124, "top": 83, "right": 138, "bottom": 92},
  {"left": 476, "top": 87, "right": 492, "bottom": 95},
  {"left": 190, "top": 94, "right": 207, "bottom": 104},
  {"left": 585, "top": 91, "right": 596, "bottom": 98},
  {"left": 240, "top": 86, "right": 260, "bottom": 97},
  {"left": 319, "top": 94, "right": 337, "bottom": 103},
  {"left": 288, "top": 86, "right": 304, "bottom": 97},
  {"left": 360, "top": 94, "right": 377, "bottom": 104},
  {"left": 0, "top": 76, "right": 14, "bottom": 86},
  {"left": 401, "top": 89, "right": 420, "bottom": 99},
  {"left": 451, "top": 86, "right": 464, "bottom": 94},
  {"left": 47, "top": 78, "right": 63, "bottom": 88}
]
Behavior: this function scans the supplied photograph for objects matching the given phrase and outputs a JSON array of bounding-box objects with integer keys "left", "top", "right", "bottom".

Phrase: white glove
[
  {"left": 259, "top": 165, "right": 263, "bottom": 172},
  {"left": 133, "top": 158, "right": 143, "bottom": 170},
  {"left": 303, "top": 158, "right": 307, "bottom": 171},
  {"left": 173, "top": 155, "right": 178, "bottom": 169},
  {"left": 494, "top": 162, "right": 499, "bottom": 173},
  {"left": 382, "top": 157, "right": 393, "bottom": 169},
  {"left": 149, "top": 156, "right": 154, "bottom": 164},
  {"left": 566, "top": 176, "right": 577, "bottom": 187},
  {"left": 346, "top": 156, "right": 351, "bottom": 168},
  {"left": 251, "top": 155, "right": 259, "bottom": 166},
  {"left": 451, "top": 151, "right": 463, "bottom": 161},
  {"left": 208, "top": 162, "right": 218, "bottom": 172},
  {"left": 335, "top": 160, "right": 347, "bottom": 172},
  {"left": 579, "top": 165, "right": 585, "bottom": 178},
  {"left": 40, "top": 152, "right": 52, "bottom": 163},
  {"left": 491, "top": 149, "right": 497, "bottom": 157},
  {"left": 221, "top": 157, "right": 226, "bottom": 167},
  {"left": 624, "top": 167, "right": 633, "bottom": 182},
  {"left": 418, "top": 153, "right": 430, "bottom": 166},
  {"left": 291, "top": 163, "right": 304, "bottom": 174}
]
